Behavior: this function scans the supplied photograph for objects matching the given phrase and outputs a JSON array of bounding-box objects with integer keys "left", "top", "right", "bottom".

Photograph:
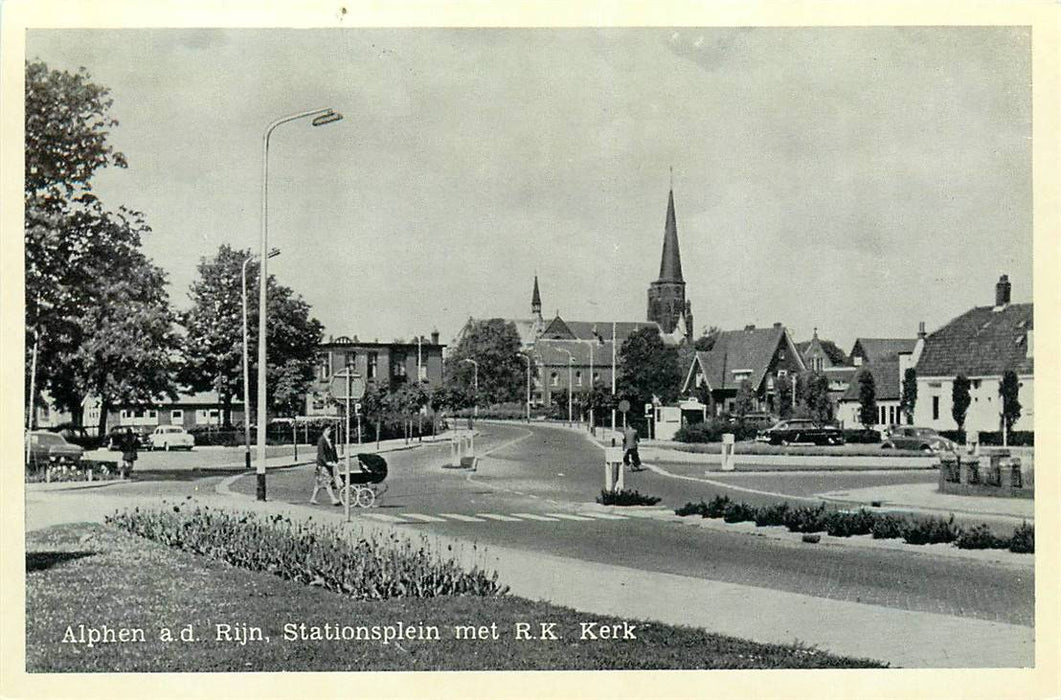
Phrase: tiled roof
[
  {"left": 840, "top": 361, "right": 901, "bottom": 402},
  {"left": 797, "top": 337, "right": 850, "bottom": 366},
  {"left": 915, "top": 303, "right": 1033, "bottom": 377},
  {"left": 540, "top": 316, "right": 659, "bottom": 342},
  {"left": 851, "top": 338, "right": 918, "bottom": 364},
  {"left": 691, "top": 326, "right": 795, "bottom": 392},
  {"left": 533, "top": 339, "right": 616, "bottom": 367}
]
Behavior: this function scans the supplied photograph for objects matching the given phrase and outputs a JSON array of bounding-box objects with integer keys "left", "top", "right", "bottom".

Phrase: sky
[{"left": 26, "top": 27, "right": 1032, "bottom": 351}]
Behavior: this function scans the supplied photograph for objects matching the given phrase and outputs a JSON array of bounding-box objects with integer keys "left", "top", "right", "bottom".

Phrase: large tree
[
  {"left": 617, "top": 327, "right": 682, "bottom": 412},
  {"left": 795, "top": 371, "right": 834, "bottom": 424},
  {"left": 25, "top": 61, "right": 177, "bottom": 428},
  {"left": 181, "top": 244, "right": 324, "bottom": 424},
  {"left": 444, "top": 319, "right": 524, "bottom": 404},
  {"left": 733, "top": 379, "right": 757, "bottom": 419}
]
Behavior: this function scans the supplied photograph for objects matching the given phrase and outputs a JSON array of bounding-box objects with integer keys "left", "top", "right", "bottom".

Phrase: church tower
[
  {"left": 647, "top": 187, "right": 693, "bottom": 339},
  {"left": 531, "top": 274, "right": 545, "bottom": 338}
]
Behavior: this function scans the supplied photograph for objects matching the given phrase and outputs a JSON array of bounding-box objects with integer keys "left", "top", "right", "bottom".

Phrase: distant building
[
  {"left": 646, "top": 188, "right": 694, "bottom": 339},
  {"left": 850, "top": 337, "right": 919, "bottom": 366},
  {"left": 913, "top": 275, "right": 1033, "bottom": 434},
  {"left": 682, "top": 323, "right": 806, "bottom": 415},
  {"left": 837, "top": 361, "right": 903, "bottom": 429},
  {"left": 306, "top": 333, "right": 445, "bottom": 416}
]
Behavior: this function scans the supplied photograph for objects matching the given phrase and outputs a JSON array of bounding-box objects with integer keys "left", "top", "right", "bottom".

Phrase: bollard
[
  {"left": 604, "top": 446, "right": 622, "bottom": 492},
  {"left": 721, "top": 433, "right": 736, "bottom": 471}
]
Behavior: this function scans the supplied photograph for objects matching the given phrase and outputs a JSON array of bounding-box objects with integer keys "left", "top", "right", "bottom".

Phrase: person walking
[
  {"left": 310, "top": 424, "right": 343, "bottom": 506},
  {"left": 119, "top": 429, "right": 138, "bottom": 479},
  {"left": 622, "top": 424, "right": 642, "bottom": 471}
]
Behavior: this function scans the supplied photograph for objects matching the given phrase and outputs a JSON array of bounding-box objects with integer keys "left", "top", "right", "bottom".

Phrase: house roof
[
  {"left": 796, "top": 337, "right": 850, "bottom": 366},
  {"left": 915, "top": 303, "right": 1033, "bottom": 377},
  {"left": 540, "top": 316, "right": 659, "bottom": 343},
  {"left": 689, "top": 326, "right": 800, "bottom": 393},
  {"left": 840, "top": 361, "right": 901, "bottom": 402},
  {"left": 850, "top": 338, "right": 918, "bottom": 364}
]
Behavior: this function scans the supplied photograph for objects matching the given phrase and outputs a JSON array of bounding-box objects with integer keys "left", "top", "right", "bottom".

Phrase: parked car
[
  {"left": 27, "top": 431, "right": 84, "bottom": 469},
  {"left": 148, "top": 425, "right": 195, "bottom": 451},
  {"left": 757, "top": 419, "right": 845, "bottom": 446},
  {"left": 881, "top": 426, "right": 958, "bottom": 453},
  {"left": 106, "top": 425, "right": 151, "bottom": 451},
  {"left": 49, "top": 423, "right": 104, "bottom": 450}
]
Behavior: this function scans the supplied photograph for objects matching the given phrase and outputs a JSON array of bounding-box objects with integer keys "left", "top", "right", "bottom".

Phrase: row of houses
[{"left": 681, "top": 275, "right": 1033, "bottom": 434}]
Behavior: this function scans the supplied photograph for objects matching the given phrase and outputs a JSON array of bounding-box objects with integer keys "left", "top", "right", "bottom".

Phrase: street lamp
[
  {"left": 516, "top": 352, "right": 531, "bottom": 422},
  {"left": 577, "top": 338, "right": 597, "bottom": 431},
  {"left": 242, "top": 248, "right": 279, "bottom": 471},
  {"left": 460, "top": 358, "right": 479, "bottom": 419},
  {"left": 557, "top": 347, "right": 574, "bottom": 427},
  {"left": 256, "top": 107, "right": 343, "bottom": 501}
]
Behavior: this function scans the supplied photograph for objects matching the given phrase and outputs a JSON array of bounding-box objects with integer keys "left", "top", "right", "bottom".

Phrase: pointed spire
[
  {"left": 531, "top": 274, "right": 542, "bottom": 315},
  {"left": 658, "top": 188, "right": 684, "bottom": 282}
]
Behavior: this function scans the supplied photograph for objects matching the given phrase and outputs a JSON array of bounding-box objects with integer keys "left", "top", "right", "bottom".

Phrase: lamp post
[
  {"left": 461, "top": 358, "right": 479, "bottom": 419},
  {"left": 242, "top": 248, "right": 279, "bottom": 471},
  {"left": 557, "top": 347, "right": 574, "bottom": 427},
  {"left": 256, "top": 107, "right": 343, "bottom": 501},
  {"left": 516, "top": 352, "right": 531, "bottom": 422},
  {"left": 577, "top": 339, "right": 597, "bottom": 431}
]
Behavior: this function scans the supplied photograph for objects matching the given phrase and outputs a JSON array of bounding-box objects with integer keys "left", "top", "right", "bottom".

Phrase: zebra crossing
[{"left": 356, "top": 510, "right": 631, "bottom": 525}]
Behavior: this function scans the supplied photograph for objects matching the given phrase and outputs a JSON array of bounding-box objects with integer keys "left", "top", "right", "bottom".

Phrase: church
[{"left": 455, "top": 186, "right": 696, "bottom": 407}]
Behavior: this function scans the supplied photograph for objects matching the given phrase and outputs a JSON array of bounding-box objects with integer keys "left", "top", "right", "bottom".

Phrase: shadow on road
[{"left": 27, "top": 550, "right": 96, "bottom": 572}]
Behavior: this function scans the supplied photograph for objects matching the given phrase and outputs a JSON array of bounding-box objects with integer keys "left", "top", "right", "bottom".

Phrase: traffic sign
[
  {"left": 618, "top": 399, "right": 630, "bottom": 413},
  {"left": 330, "top": 371, "right": 365, "bottom": 401}
]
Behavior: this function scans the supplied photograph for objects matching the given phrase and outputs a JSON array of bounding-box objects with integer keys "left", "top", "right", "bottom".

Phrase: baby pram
[{"left": 338, "top": 453, "right": 388, "bottom": 508}]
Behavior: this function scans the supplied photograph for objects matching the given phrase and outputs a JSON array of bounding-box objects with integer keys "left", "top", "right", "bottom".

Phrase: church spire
[
  {"left": 657, "top": 188, "right": 684, "bottom": 283},
  {"left": 531, "top": 274, "right": 542, "bottom": 316}
]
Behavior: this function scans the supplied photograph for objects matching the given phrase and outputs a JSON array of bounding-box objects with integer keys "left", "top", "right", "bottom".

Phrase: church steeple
[
  {"left": 531, "top": 275, "right": 542, "bottom": 316},
  {"left": 657, "top": 188, "right": 684, "bottom": 283},
  {"left": 647, "top": 180, "right": 692, "bottom": 340}
]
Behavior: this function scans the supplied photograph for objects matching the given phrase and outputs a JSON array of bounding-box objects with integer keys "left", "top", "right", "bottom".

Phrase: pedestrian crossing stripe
[
  {"left": 436, "top": 513, "right": 488, "bottom": 522},
  {"left": 578, "top": 512, "right": 629, "bottom": 520},
  {"left": 510, "top": 513, "right": 561, "bottom": 522},
  {"left": 360, "top": 513, "right": 408, "bottom": 523},
  {"left": 476, "top": 513, "right": 524, "bottom": 522},
  {"left": 543, "top": 513, "right": 596, "bottom": 522},
  {"left": 402, "top": 513, "right": 449, "bottom": 522}
]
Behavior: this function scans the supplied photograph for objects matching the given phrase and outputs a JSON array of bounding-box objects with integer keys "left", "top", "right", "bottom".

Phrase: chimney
[
  {"left": 744, "top": 324, "right": 756, "bottom": 331},
  {"left": 917, "top": 321, "right": 926, "bottom": 339},
  {"left": 773, "top": 322, "right": 782, "bottom": 329},
  {"left": 995, "top": 274, "right": 1011, "bottom": 307},
  {"left": 430, "top": 329, "right": 440, "bottom": 345}
]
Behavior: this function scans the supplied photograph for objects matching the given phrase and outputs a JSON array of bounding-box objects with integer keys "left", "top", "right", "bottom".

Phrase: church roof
[
  {"left": 532, "top": 275, "right": 541, "bottom": 309},
  {"left": 657, "top": 189, "right": 684, "bottom": 283},
  {"left": 540, "top": 316, "right": 659, "bottom": 343}
]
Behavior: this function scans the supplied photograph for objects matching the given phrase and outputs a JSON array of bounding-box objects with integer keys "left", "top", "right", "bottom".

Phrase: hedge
[
  {"left": 937, "top": 430, "right": 1034, "bottom": 447},
  {"left": 674, "top": 420, "right": 760, "bottom": 443}
]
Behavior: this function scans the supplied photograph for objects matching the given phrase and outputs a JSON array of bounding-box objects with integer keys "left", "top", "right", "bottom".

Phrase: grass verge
[{"left": 26, "top": 523, "right": 885, "bottom": 672}]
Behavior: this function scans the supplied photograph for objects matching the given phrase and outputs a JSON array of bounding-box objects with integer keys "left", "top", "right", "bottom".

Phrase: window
[
  {"left": 344, "top": 351, "right": 357, "bottom": 368},
  {"left": 932, "top": 396, "right": 940, "bottom": 420},
  {"left": 550, "top": 372, "right": 559, "bottom": 387},
  {"left": 392, "top": 354, "right": 407, "bottom": 378},
  {"left": 367, "top": 352, "right": 378, "bottom": 379},
  {"left": 813, "top": 357, "right": 824, "bottom": 371},
  {"left": 575, "top": 371, "right": 582, "bottom": 386},
  {"left": 171, "top": 410, "right": 183, "bottom": 422},
  {"left": 593, "top": 372, "right": 600, "bottom": 384},
  {"left": 319, "top": 355, "right": 331, "bottom": 381}
]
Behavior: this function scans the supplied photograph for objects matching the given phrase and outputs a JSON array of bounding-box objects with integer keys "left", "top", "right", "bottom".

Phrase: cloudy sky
[{"left": 26, "top": 27, "right": 1031, "bottom": 350}]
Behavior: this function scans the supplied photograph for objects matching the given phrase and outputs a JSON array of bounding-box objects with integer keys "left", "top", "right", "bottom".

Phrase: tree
[
  {"left": 181, "top": 245, "right": 324, "bottom": 424},
  {"left": 617, "top": 327, "right": 682, "bottom": 409},
  {"left": 951, "top": 375, "right": 972, "bottom": 436},
  {"left": 733, "top": 379, "right": 756, "bottom": 419},
  {"left": 999, "top": 370, "right": 1022, "bottom": 439},
  {"left": 776, "top": 373, "right": 794, "bottom": 419},
  {"left": 694, "top": 326, "right": 721, "bottom": 352},
  {"left": 796, "top": 371, "right": 833, "bottom": 424},
  {"left": 25, "top": 61, "right": 177, "bottom": 428},
  {"left": 444, "top": 319, "right": 524, "bottom": 404},
  {"left": 900, "top": 368, "right": 917, "bottom": 425},
  {"left": 857, "top": 370, "right": 878, "bottom": 430}
]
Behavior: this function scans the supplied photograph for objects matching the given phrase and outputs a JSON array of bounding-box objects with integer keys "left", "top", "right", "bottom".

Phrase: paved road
[{"left": 228, "top": 421, "right": 1033, "bottom": 627}]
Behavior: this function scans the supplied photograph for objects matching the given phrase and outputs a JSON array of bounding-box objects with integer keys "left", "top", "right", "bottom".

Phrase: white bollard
[
  {"left": 721, "top": 433, "right": 736, "bottom": 471},
  {"left": 604, "top": 447, "right": 622, "bottom": 492}
]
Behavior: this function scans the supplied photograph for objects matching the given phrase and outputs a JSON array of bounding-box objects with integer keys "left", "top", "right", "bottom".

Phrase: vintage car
[
  {"left": 106, "top": 425, "right": 151, "bottom": 451},
  {"left": 148, "top": 425, "right": 196, "bottom": 451},
  {"left": 27, "top": 431, "right": 84, "bottom": 469},
  {"left": 881, "top": 426, "right": 958, "bottom": 453},
  {"left": 757, "top": 419, "right": 845, "bottom": 446}
]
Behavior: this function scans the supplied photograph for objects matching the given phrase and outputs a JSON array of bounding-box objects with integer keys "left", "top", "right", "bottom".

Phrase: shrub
[
  {"left": 1008, "top": 522, "right": 1034, "bottom": 553},
  {"left": 955, "top": 523, "right": 1008, "bottom": 550},
  {"left": 722, "top": 501, "right": 758, "bottom": 524},
  {"left": 703, "top": 494, "right": 733, "bottom": 518},
  {"left": 972, "top": 431, "right": 1035, "bottom": 447},
  {"left": 596, "top": 489, "right": 661, "bottom": 506},
  {"left": 825, "top": 509, "right": 876, "bottom": 537},
  {"left": 782, "top": 503, "right": 830, "bottom": 533},
  {"left": 870, "top": 514, "right": 907, "bottom": 540},
  {"left": 754, "top": 502, "right": 790, "bottom": 527},
  {"left": 673, "top": 419, "right": 759, "bottom": 444},
  {"left": 675, "top": 500, "right": 708, "bottom": 517},
  {"left": 106, "top": 504, "right": 507, "bottom": 599},
  {"left": 901, "top": 514, "right": 960, "bottom": 545}
]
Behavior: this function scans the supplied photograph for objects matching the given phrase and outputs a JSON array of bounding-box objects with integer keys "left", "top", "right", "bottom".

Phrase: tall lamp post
[
  {"left": 461, "top": 358, "right": 479, "bottom": 419},
  {"left": 557, "top": 347, "right": 574, "bottom": 427},
  {"left": 516, "top": 352, "right": 531, "bottom": 422},
  {"left": 242, "top": 248, "right": 279, "bottom": 471},
  {"left": 577, "top": 339, "right": 597, "bottom": 431},
  {"left": 256, "top": 107, "right": 343, "bottom": 501}
]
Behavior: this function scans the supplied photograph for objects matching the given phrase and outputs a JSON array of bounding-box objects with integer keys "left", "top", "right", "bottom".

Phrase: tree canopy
[
  {"left": 617, "top": 327, "right": 681, "bottom": 410},
  {"left": 857, "top": 370, "right": 878, "bottom": 429},
  {"left": 444, "top": 319, "right": 524, "bottom": 404}
]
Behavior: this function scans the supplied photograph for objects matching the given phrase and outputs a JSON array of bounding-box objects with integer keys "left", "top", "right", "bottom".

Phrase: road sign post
[{"left": 332, "top": 369, "right": 365, "bottom": 523}]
